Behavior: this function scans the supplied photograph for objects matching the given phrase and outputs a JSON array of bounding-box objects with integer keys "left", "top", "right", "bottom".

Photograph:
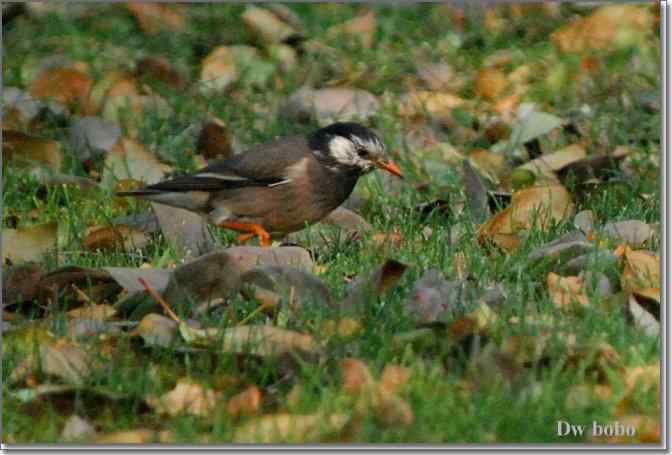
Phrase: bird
[{"left": 116, "top": 122, "right": 403, "bottom": 246}]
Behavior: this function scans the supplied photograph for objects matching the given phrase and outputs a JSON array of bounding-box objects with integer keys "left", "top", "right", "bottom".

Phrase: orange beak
[{"left": 376, "top": 159, "right": 404, "bottom": 179}]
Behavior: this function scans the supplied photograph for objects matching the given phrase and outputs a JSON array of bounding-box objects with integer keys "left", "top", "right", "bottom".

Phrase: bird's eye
[{"left": 357, "top": 149, "right": 368, "bottom": 158}]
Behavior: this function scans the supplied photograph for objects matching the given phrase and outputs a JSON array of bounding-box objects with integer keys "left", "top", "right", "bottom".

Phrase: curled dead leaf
[
  {"left": 547, "top": 272, "right": 590, "bottom": 309},
  {"left": 227, "top": 385, "right": 262, "bottom": 418},
  {"left": 83, "top": 225, "right": 150, "bottom": 251},
  {"left": 232, "top": 413, "right": 349, "bottom": 443},
  {"left": 3, "top": 222, "right": 58, "bottom": 264},
  {"left": 146, "top": 379, "right": 220, "bottom": 417}
]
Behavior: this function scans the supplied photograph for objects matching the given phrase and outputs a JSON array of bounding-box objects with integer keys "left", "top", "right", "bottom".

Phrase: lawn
[{"left": 2, "top": 2, "right": 662, "bottom": 445}]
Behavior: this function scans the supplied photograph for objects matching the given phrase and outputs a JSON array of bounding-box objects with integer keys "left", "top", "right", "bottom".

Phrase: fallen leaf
[
  {"left": 61, "top": 414, "right": 96, "bottom": 442},
  {"left": 101, "top": 137, "right": 172, "bottom": 187},
  {"left": 340, "top": 259, "right": 408, "bottom": 311},
  {"left": 509, "top": 109, "right": 565, "bottom": 148},
  {"left": 621, "top": 248, "right": 659, "bottom": 302},
  {"left": 527, "top": 231, "right": 591, "bottom": 264},
  {"left": 196, "top": 117, "right": 234, "bottom": 161},
  {"left": 125, "top": 3, "right": 185, "bottom": 35},
  {"left": 210, "top": 325, "right": 318, "bottom": 357},
  {"left": 379, "top": 364, "right": 411, "bottom": 394},
  {"left": 146, "top": 379, "right": 220, "bottom": 417},
  {"left": 2, "top": 263, "right": 44, "bottom": 307},
  {"left": 462, "top": 160, "right": 490, "bottom": 223},
  {"left": 38, "top": 340, "right": 93, "bottom": 386},
  {"left": 242, "top": 6, "right": 299, "bottom": 44},
  {"left": 602, "top": 220, "right": 653, "bottom": 247},
  {"left": 83, "top": 225, "right": 150, "bottom": 251},
  {"left": 135, "top": 55, "right": 186, "bottom": 90},
  {"left": 551, "top": 5, "right": 654, "bottom": 54},
  {"left": 286, "top": 86, "right": 380, "bottom": 126},
  {"left": 341, "top": 358, "right": 375, "bottom": 394},
  {"left": 322, "top": 207, "right": 373, "bottom": 232},
  {"left": 3, "top": 130, "right": 63, "bottom": 171},
  {"left": 547, "top": 272, "right": 590, "bottom": 309},
  {"left": 69, "top": 116, "right": 122, "bottom": 163},
  {"left": 557, "top": 146, "right": 632, "bottom": 185},
  {"left": 199, "top": 46, "right": 239, "bottom": 93},
  {"left": 574, "top": 209, "right": 595, "bottom": 234},
  {"left": 399, "top": 90, "right": 465, "bottom": 124},
  {"left": 29, "top": 67, "right": 92, "bottom": 108},
  {"left": 3, "top": 222, "right": 58, "bottom": 263},
  {"left": 475, "top": 67, "right": 508, "bottom": 101},
  {"left": 416, "top": 63, "right": 466, "bottom": 92},
  {"left": 96, "top": 429, "right": 156, "bottom": 444},
  {"left": 468, "top": 148, "right": 509, "bottom": 182},
  {"left": 227, "top": 385, "right": 262, "bottom": 418},
  {"left": 224, "top": 246, "right": 314, "bottom": 275},
  {"left": 151, "top": 202, "right": 215, "bottom": 259},
  {"left": 232, "top": 413, "right": 349, "bottom": 443},
  {"left": 67, "top": 304, "right": 116, "bottom": 321},
  {"left": 327, "top": 10, "right": 376, "bottom": 48},
  {"left": 515, "top": 144, "right": 587, "bottom": 180},
  {"left": 3, "top": 87, "right": 44, "bottom": 129},
  {"left": 627, "top": 295, "right": 659, "bottom": 337},
  {"left": 478, "top": 185, "right": 574, "bottom": 251},
  {"left": 241, "top": 266, "right": 332, "bottom": 312},
  {"left": 134, "top": 313, "right": 178, "bottom": 347},
  {"left": 161, "top": 250, "right": 242, "bottom": 310}
]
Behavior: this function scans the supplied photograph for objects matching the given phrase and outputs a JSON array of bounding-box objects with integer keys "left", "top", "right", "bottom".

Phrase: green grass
[{"left": 2, "top": 3, "right": 661, "bottom": 444}]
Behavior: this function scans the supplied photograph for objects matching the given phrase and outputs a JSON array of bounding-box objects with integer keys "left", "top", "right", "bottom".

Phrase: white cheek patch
[{"left": 328, "top": 136, "right": 358, "bottom": 166}]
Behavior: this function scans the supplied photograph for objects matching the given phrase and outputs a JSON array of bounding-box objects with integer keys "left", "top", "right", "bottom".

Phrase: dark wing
[{"left": 141, "top": 135, "right": 310, "bottom": 193}]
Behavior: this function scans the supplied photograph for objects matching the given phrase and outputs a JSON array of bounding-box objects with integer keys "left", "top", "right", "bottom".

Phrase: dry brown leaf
[
  {"left": 621, "top": 247, "right": 660, "bottom": 302},
  {"left": 3, "top": 222, "right": 58, "bottom": 264},
  {"left": 220, "top": 325, "right": 317, "bottom": 357},
  {"left": 83, "top": 225, "right": 150, "bottom": 251},
  {"left": 39, "top": 339, "right": 93, "bottom": 386},
  {"left": 551, "top": 5, "right": 654, "bottom": 54},
  {"left": 547, "top": 272, "right": 590, "bottom": 309},
  {"left": 286, "top": 86, "right": 380, "bottom": 126},
  {"left": 623, "top": 363, "right": 659, "bottom": 394},
  {"left": 197, "top": 117, "right": 233, "bottom": 161},
  {"left": 475, "top": 67, "right": 509, "bottom": 101},
  {"left": 321, "top": 317, "right": 362, "bottom": 338},
  {"left": 399, "top": 90, "right": 465, "bottom": 122},
  {"left": 102, "top": 137, "right": 172, "bottom": 187},
  {"left": 516, "top": 144, "right": 587, "bottom": 180},
  {"left": 146, "top": 379, "right": 220, "bottom": 417},
  {"left": 468, "top": 148, "right": 509, "bottom": 182},
  {"left": 3, "top": 130, "right": 63, "bottom": 171},
  {"left": 134, "top": 313, "right": 178, "bottom": 347},
  {"left": 96, "top": 429, "right": 156, "bottom": 444},
  {"left": 232, "top": 413, "right": 349, "bottom": 443},
  {"left": 478, "top": 185, "right": 574, "bottom": 251},
  {"left": 125, "top": 3, "right": 185, "bottom": 35},
  {"left": 199, "top": 46, "right": 239, "bottom": 93},
  {"left": 341, "top": 358, "right": 375, "bottom": 394},
  {"left": 67, "top": 304, "right": 116, "bottom": 321},
  {"left": 328, "top": 10, "right": 376, "bottom": 48},
  {"left": 29, "top": 67, "right": 92, "bottom": 108},
  {"left": 227, "top": 385, "right": 262, "bottom": 418},
  {"left": 242, "top": 6, "right": 298, "bottom": 44},
  {"left": 379, "top": 365, "right": 411, "bottom": 395}
]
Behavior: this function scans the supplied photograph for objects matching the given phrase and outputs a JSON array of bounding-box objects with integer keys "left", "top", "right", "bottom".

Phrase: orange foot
[{"left": 219, "top": 221, "right": 272, "bottom": 247}]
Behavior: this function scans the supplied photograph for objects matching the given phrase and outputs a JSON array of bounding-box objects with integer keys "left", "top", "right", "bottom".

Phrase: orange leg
[{"left": 218, "top": 221, "right": 272, "bottom": 247}]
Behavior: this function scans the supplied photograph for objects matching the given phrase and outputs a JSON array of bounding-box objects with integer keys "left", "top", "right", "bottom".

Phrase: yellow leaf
[{"left": 547, "top": 272, "right": 590, "bottom": 309}]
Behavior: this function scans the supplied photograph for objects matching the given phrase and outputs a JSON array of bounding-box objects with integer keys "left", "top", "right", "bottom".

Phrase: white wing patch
[
  {"left": 267, "top": 178, "right": 292, "bottom": 187},
  {"left": 195, "top": 172, "right": 249, "bottom": 182}
]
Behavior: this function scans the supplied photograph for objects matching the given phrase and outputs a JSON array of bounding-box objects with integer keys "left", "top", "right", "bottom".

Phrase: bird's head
[{"left": 309, "top": 122, "right": 403, "bottom": 178}]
